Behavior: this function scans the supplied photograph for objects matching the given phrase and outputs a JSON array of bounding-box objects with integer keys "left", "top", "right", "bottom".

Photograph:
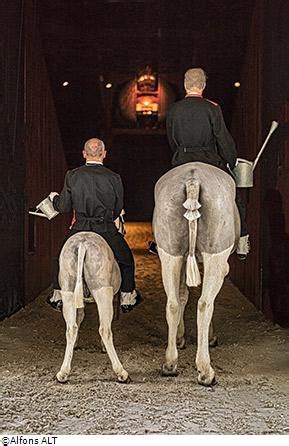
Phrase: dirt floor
[{"left": 1, "top": 223, "right": 289, "bottom": 435}]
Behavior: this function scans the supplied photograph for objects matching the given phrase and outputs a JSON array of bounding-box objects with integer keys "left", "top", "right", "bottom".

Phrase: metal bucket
[
  {"left": 29, "top": 197, "right": 59, "bottom": 220},
  {"left": 232, "top": 158, "right": 254, "bottom": 188}
]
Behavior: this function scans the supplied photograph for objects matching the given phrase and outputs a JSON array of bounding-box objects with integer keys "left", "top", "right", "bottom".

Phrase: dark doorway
[{"left": 107, "top": 132, "right": 171, "bottom": 221}]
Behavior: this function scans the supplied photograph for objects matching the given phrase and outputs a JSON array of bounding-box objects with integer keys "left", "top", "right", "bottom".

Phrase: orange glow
[
  {"left": 136, "top": 95, "right": 158, "bottom": 114},
  {"left": 138, "top": 74, "right": 156, "bottom": 82}
]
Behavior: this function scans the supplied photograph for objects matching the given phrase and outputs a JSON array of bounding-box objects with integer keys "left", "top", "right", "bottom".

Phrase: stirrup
[
  {"left": 46, "top": 290, "right": 63, "bottom": 312},
  {"left": 148, "top": 240, "right": 158, "bottom": 255},
  {"left": 236, "top": 235, "right": 250, "bottom": 260},
  {"left": 120, "top": 290, "right": 143, "bottom": 313}
]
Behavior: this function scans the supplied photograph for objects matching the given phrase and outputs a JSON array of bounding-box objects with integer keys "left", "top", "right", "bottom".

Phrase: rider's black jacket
[
  {"left": 52, "top": 163, "right": 123, "bottom": 232},
  {"left": 166, "top": 95, "right": 237, "bottom": 171}
]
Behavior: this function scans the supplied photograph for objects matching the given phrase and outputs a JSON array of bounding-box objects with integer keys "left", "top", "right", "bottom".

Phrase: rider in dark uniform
[
  {"left": 153, "top": 68, "right": 249, "bottom": 258},
  {"left": 48, "top": 138, "right": 141, "bottom": 312},
  {"left": 167, "top": 87, "right": 237, "bottom": 172}
]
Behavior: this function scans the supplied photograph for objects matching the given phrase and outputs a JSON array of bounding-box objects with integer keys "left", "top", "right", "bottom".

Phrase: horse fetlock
[
  {"left": 176, "top": 336, "right": 186, "bottom": 349},
  {"left": 100, "top": 339, "right": 107, "bottom": 354},
  {"left": 209, "top": 335, "right": 218, "bottom": 348}
]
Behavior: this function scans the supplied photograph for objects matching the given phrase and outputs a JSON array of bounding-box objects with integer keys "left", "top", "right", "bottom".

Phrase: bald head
[
  {"left": 184, "top": 68, "right": 207, "bottom": 92},
  {"left": 83, "top": 138, "right": 106, "bottom": 161}
]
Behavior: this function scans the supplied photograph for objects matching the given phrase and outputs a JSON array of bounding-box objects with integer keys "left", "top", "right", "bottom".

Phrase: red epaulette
[
  {"left": 205, "top": 98, "right": 219, "bottom": 106},
  {"left": 69, "top": 210, "right": 76, "bottom": 229}
]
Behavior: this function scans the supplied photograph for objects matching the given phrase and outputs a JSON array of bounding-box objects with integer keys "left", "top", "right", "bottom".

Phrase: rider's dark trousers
[
  {"left": 52, "top": 226, "right": 135, "bottom": 293},
  {"left": 235, "top": 188, "right": 248, "bottom": 237}
]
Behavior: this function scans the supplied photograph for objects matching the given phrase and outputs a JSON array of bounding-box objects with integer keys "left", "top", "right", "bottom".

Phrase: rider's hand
[
  {"left": 49, "top": 192, "right": 59, "bottom": 202},
  {"left": 227, "top": 159, "right": 238, "bottom": 172}
]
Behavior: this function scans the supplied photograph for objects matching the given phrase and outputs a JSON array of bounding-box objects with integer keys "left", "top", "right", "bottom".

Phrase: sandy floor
[{"left": 1, "top": 223, "right": 289, "bottom": 435}]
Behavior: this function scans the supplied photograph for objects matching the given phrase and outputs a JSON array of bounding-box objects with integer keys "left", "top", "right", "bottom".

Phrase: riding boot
[
  {"left": 235, "top": 189, "right": 250, "bottom": 259},
  {"left": 46, "top": 288, "right": 63, "bottom": 312}
]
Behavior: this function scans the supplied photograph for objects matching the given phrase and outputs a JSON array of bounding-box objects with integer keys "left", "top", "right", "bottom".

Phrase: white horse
[
  {"left": 153, "top": 162, "right": 240, "bottom": 386},
  {"left": 56, "top": 232, "right": 130, "bottom": 384}
]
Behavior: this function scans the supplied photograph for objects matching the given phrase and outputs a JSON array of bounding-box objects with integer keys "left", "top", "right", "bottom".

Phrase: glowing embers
[{"left": 136, "top": 66, "right": 158, "bottom": 127}]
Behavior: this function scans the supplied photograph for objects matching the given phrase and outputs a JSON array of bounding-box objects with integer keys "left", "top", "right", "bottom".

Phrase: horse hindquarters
[{"left": 57, "top": 232, "right": 128, "bottom": 383}]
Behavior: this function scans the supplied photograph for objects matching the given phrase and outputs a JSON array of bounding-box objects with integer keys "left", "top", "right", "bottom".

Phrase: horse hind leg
[
  {"left": 176, "top": 261, "right": 216, "bottom": 350},
  {"left": 56, "top": 291, "right": 79, "bottom": 383},
  {"left": 177, "top": 263, "right": 189, "bottom": 350},
  {"left": 209, "top": 321, "right": 218, "bottom": 347},
  {"left": 158, "top": 247, "right": 183, "bottom": 376},
  {"left": 92, "top": 286, "right": 130, "bottom": 383},
  {"left": 196, "top": 246, "right": 232, "bottom": 386},
  {"left": 100, "top": 292, "right": 121, "bottom": 354},
  {"left": 74, "top": 307, "right": 85, "bottom": 350}
]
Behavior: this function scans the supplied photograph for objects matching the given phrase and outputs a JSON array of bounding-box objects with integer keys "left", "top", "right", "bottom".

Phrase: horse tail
[
  {"left": 74, "top": 242, "right": 86, "bottom": 308},
  {"left": 183, "top": 179, "right": 201, "bottom": 287}
]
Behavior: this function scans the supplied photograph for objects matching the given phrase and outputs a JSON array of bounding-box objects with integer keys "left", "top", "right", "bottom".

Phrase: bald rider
[
  {"left": 166, "top": 68, "right": 250, "bottom": 258},
  {"left": 49, "top": 138, "right": 141, "bottom": 312}
]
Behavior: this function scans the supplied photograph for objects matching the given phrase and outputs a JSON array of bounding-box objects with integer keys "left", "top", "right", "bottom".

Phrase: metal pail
[
  {"left": 232, "top": 158, "right": 254, "bottom": 188},
  {"left": 34, "top": 197, "right": 59, "bottom": 219}
]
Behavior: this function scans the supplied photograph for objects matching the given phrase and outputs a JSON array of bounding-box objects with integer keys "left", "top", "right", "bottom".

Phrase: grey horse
[
  {"left": 56, "top": 232, "right": 130, "bottom": 383},
  {"left": 153, "top": 162, "right": 240, "bottom": 386}
]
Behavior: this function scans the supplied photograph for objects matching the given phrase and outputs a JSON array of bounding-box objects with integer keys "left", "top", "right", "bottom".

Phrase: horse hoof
[
  {"left": 118, "top": 373, "right": 131, "bottom": 384},
  {"left": 177, "top": 337, "right": 186, "bottom": 349},
  {"left": 56, "top": 372, "right": 68, "bottom": 383},
  {"left": 197, "top": 370, "right": 216, "bottom": 387},
  {"left": 209, "top": 336, "right": 218, "bottom": 348},
  {"left": 161, "top": 364, "right": 178, "bottom": 377}
]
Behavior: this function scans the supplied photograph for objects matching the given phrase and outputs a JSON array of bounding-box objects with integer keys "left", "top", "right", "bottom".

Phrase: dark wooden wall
[
  {"left": 24, "top": 0, "right": 69, "bottom": 305},
  {"left": 0, "top": 0, "right": 69, "bottom": 319},
  {"left": 260, "top": 0, "right": 289, "bottom": 324},
  {"left": 230, "top": 1, "right": 263, "bottom": 309},
  {"left": 0, "top": 0, "right": 25, "bottom": 319},
  {"left": 230, "top": 0, "right": 289, "bottom": 325}
]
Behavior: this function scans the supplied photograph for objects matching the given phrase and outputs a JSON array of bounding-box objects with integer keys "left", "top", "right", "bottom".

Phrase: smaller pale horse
[
  {"left": 56, "top": 232, "right": 130, "bottom": 383},
  {"left": 153, "top": 162, "right": 240, "bottom": 386}
]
